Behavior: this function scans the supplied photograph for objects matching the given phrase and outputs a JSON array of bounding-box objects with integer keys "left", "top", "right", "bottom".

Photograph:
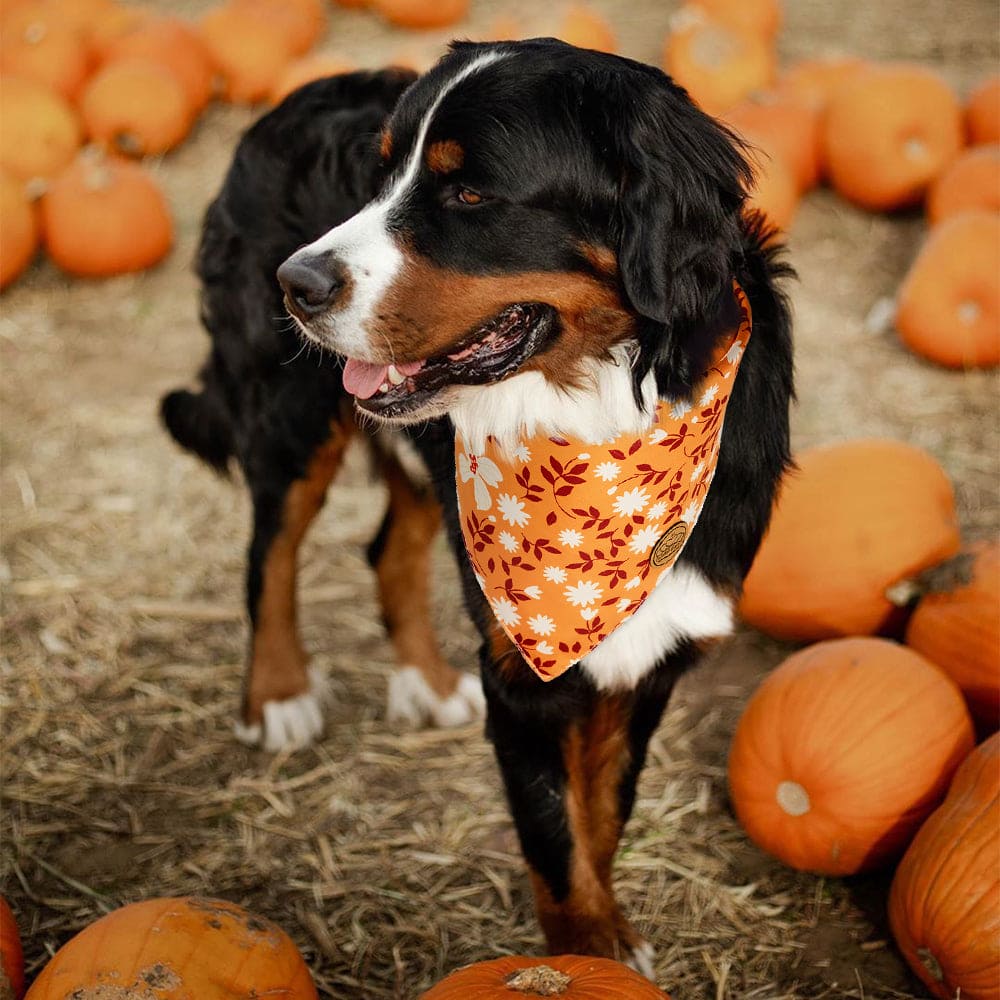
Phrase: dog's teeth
[
  {"left": 379, "top": 381, "right": 390, "bottom": 393},
  {"left": 387, "top": 364, "right": 405, "bottom": 386}
]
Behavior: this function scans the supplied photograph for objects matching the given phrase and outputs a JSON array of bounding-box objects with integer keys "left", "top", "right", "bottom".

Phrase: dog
[{"left": 165, "top": 39, "right": 793, "bottom": 972}]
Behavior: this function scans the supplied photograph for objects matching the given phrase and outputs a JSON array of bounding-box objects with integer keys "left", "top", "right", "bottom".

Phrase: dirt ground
[{"left": 1, "top": 0, "right": 997, "bottom": 996}]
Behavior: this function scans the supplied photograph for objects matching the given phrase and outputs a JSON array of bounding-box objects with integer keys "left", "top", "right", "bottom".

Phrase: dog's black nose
[{"left": 277, "top": 254, "right": 344, "bottom": 317}]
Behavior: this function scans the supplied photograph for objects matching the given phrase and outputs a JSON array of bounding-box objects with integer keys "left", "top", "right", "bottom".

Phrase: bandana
[{"left": 456, "top": 284, "right": 751, "bottom": 681}]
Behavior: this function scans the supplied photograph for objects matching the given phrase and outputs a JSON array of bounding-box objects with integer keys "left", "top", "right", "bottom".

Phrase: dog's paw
[
  {"left": 387, "top": 666, "right": 485, "bottom": 728},
  {"left": 234, "top": 666, "right": 328, "bottom": 751},
  {"left": 624, "top": 940, "right": 656, "bottom": 980}
]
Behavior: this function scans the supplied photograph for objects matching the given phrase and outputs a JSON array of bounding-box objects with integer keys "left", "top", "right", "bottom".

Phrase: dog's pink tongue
[{"left": 343, "top": 358, "right": 389, "bottom": 399}]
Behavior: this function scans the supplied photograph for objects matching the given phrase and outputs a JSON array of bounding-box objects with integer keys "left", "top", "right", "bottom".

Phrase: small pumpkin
[
  {"left": 232, "top": 0, "right": 326, "bottom": 56},
  {"left": 270, "top": 54, "right": 355, "bottom": 104},
  {"left": 906, "top": 542, "right": 1000, "bottom": 729},
  {"left": 25, "top": 897, "right": 318, "bottom": 999},
  {"left": 925, "top": 144, "right": 1000, "bottom": 223},
  {"left": 41, "top": 148, "right": 173, "bottom": 277},
  {"left": 81, "top": 59, "right": 194, "bottom": 157},
  {"left": 0, "top": 7, "right": 91, "bottom": 101},
  {"left": 558, "top": 5, "right": 616, "bottom": 54},
  {"left": 6, "top": 0, "right": 118, "bottom": 53},
  {"left": 687, "top": 0, "right": 780, "bottom": 42},
  {"left": 663, "top": 8, "right": 776, "bottom": 117},
  {"left": 740, "top": 439, "right": 961, "bottom": 641},
  {"left": 420, "top": 956, "right": 671, "bottom": 999},
  {"left": 888, "top": 733, "right": 1000, "bottom": 999},
  {"left": 88, "top": 3, "right": 153, "bottom": 61},
  {"left": 0, "top": 897, "right": 24, "bottom": 1000},
  {"left": 744, "top": 144, "right": 798, "bottom": 233},
  {"left": 966, "top": 74, "right": 1000, "bottom": 146},
  {"left": 729, "top": 637, "right": 975, "bottom": 875},
  {"left": 0, "top": 75, "right": 82, "bottom": 187},
  {"left": 0, "top": 168, "right": 39, "bottom": 289},
  {"left": 822, "top": 63, "right": 964, "bottom": 211},
  {"left": 775, "top": 55, "right": 868, "bottom": 113},
  {"left": 370, "top": 0, "right": 469, "bottom": 30},
  {"left": 895, "top": 210, "right": 999, "bottom": 369}
]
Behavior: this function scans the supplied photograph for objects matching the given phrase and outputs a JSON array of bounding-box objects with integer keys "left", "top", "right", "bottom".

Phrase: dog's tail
[{"left": 160, "top": 372, "right": 235, "bottom": 474}]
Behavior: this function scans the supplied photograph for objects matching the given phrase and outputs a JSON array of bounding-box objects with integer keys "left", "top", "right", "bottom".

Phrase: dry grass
[{"left": 1, "top": 0, "right": 997, "bottom": 997}]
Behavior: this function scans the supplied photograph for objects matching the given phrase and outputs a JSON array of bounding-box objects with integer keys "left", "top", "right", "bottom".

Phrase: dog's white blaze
[
  {"left": 291, "top": 51, "right": 507, "bottom": 358},
  {"left": 580, "top": 563, "right": 734, "bottom": 692}
]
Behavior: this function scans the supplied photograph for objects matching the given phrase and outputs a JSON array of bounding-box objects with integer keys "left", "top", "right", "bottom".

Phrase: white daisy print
[
  {"left": 543, "top": 565, "right": 568, "bottom": 584},
  {"left": 649, "top": 428, "right": 668, "bottom": 444},
  {"left": 617, "top": 597, "right": 632, "bottom": 613},
  {"left": 681, "top": 499, "right": 703, "bottom": 523},
  {"left": 558, "top": 528, "right": 584, "bottom": 548},
  {"left": 612, "top": 486, "right": 649, "bottom": 518},
  {"left": 628, "top": 523, "right": 662, "bottom": 554},
  {"left": 624, "top": 576, "right": 641, "bottom": 591},
  {"left": 670, "top": 400, "right": 691, "bottom": 420},
  {"left": 524, "top": 585, "right": 542, "bottom": 600},
  {"left": 690, "top": 461, "right": 705, "bottom": 483},
  {"left": 499, "top": 530, "right": 518, "bottom": 552},
  {"left": 512, "top": 443, "right": 531, "bottom": 462},
  {"left": 528, "top": 614, "right": 555, "bottom": 636},
  {"left": 577, "top": 452, "right": 591, "bottom": 460},
  {"left": 580, "top": 607, "right": 598, "bottom": 621},
  {"left": 490, "top": 596, "right": 521, "bottom": 627},
  {"left": 725, "top": 339, "right": 745, "bottom": 364},
  {"left": 700, "top": 383, "right": 719, "bottom": 406},
  {"left": 496, "top": 492, "right": 530, "bottom": 527},
  {"left": 458, "top": 451, "right": 503, "bottom": 510},
  {"left": 536, "top": 640, "right": 554, "bottom": 655},
  {"left": 564, "top": 579, "right": 603, "bottom": 607},
  {"left": 648, "top": 501, "right": 667, "bottom": 521},
  {"left": 594, "top": 461, "right": 620, "bottom": 482}
]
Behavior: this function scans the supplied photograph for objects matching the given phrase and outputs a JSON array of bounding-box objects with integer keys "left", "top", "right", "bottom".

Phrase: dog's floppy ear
[{"left": 599, "top": 65, "right": 752, "bottom": 397}]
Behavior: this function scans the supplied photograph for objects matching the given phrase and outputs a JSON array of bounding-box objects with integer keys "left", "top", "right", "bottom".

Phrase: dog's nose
[{"left": 277, "top": 254, "right": 344, "bottom": 317}]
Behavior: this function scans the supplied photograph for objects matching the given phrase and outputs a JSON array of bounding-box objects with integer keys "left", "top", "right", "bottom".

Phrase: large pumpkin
[
  {"left": 0, "top": 897, "right": 24, "bottom": 1000},
  {"left": 906, "top": 542, "right": 1000, "bottom": 729},
  {"left": 740, "top": 439, "right": 961, "bottom": 641},
  {"left": 728, "top": 637, "right": 975, "bottom": 875},
  {"left": 420, "top": 956, "right": 671, "bottom": 999},
  {"left": 888, "top": 733, "right": 999, "bottom": 1000},
  {"left": 0, "top": 75, "right": 82, "bottom": 187},
  {"left": 25, "top": 897, "right": 318, "bottom": 999},
  {"left": 926, "top": 145, "right": 1000, "bottom": 224}
]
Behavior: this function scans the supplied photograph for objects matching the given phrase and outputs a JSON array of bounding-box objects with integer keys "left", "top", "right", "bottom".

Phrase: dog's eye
[{"left": 454, "top": 187, "right": 486, "bottom": 207}]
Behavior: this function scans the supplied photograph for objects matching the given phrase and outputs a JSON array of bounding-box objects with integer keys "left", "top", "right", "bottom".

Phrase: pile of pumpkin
[{"left": 728, "top": 436, "right": 999, "bottom": 999}]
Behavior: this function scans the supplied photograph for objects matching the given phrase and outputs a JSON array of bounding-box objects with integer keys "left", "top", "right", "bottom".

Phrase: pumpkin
[
  {"left": 371, "top": 0, "right": 468, "bottom": 30},
  {"left": 419, "top": 956, "right": 671, "bottom": 999},
  {"left": 895, "top": 210, "right": 1000, "bottom": 369},
  {"left": 0, "top": 897, "right": 24, "bottom": 1000},
  {"left": 232, "top": 0, "right": 326, "bottom": 56},
  {"left": 25, "top": 897, "right": 318, "bottom": 999},
  {"left": 558, "top": 5, "right": 616, "bottom": 54},
  {"left": 41, "top": 148, "right": 172, "bottom": 277},
  {"left": 687, "top": 0, "right": 780, "bottom": 41},
  {"left": 744, "top": 144, "right": 798, "bottom": 232},
  {"left": 198, "top": 4, "right": 295, "bottom": 104},
  {"left": 729, "top": 637, "right": 975, "bottom": 875},
  {"left": 482, "top": 15, "right": 522, "bottom": 41},
  {"left": 80, "top": 59, "right": 194, "bottom": 157},
  {"left": 906, "top": 542, "right": 1000, "bottom": 730},
  {"left": 88, "top": 3, "right": 152, "bottom": 61},
  {"left": 740, "top": 439, "right": 962, "bottom": 641},
  {"left": 0, "top": 75, "right": 82, "bottom": 187},
  {"left": 270, "top": 54, "right": 355, "bottom": 104},
  {"left": 966, "top": 74, "right": 1000, "bottom": 146},
  {"left": 0, "top": 168, "right": 38, "bottom": 289},
  {"left": 0, "top": 7, "right": 91, "bottom": 101},
  {"left": 822, "top": 63, "right": 964, "bottom": 211},
  {"left": 776, "top": 55, "right": 867, "bottom": 113},
  {"left": 663, "top": 8, "right": 776, "bottom": 117},
  {"left": 888, "top": 733, "right": 1000, "bottom": 999},
  {"left": 925, "top": 144, "right": 1000, "bottom": 223},
  {"left": 7, "top": 0, "right": 117, "bottom": 52},
  {"left": 726, "top": 92, "right": 822, "bottom": 193},
  {"left": 103, "top": 16, "right": 215, "bottom": 113}
]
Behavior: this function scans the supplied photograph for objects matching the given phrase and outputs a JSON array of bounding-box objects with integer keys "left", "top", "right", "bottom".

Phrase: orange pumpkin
[
  {"left": 906, "top": 542, "right": 1000, "bottom": 730},
  {"left": 25, "top": 897, "right": 318, "bottom": 999},
  {"left": 558, "top": 5, "right": 616, "bottom": 54},
  {"left": 371, "top": 0, "right": 469, "bottom": 30},
  {"left": 0, "top": 75, "right": 82, "bottom": 187},
  {"left": 888, "top": 733, "right": 1000, "bottom": 1000},
  {"left": 270, "top": 54, "right": 354, "bottom": 104},
  {"left": 81, "top": 59, "right": 194, "bottom": 157},
  {"left": 895, "top": 210, "right": 1000, "bottom": 369},
  {"left": 103, "top": 16, "right": 215, "bottom": 113},
  {"left": 775, "top": 55, "right": 867, "bottom": 113},
  {"left": 966, "top": 74, "right": 1000, "bottom": 146},
  {"left": 88, "top": 3, "right": 153, "bottom": 61},
  {"left": 740, "top": 439, "right": 961, "bottom": 641},
  {"left": 728, "top": 637, "right": 975, "bottom": 875},
  {"left": 482, "top": 15, "right": 522, "bottom": 41},
  {"left": 0, "top": 7, "right": 91, "bottom": 101},
  {"left": 687, "top": 0, "right": 780, "bottom": 42},
  {"left": 744, "top": 144, "right": 798, "bottom": 232},
  {"left": 0, "top": 168, "right": 38, "bottom": 289},
  {"left": 663, "top": 9, "right": 776, "bottom": 117},
  {"left": 232, "top": 0, "right": 326, "bottom": 56},
  {"left": 41, "top": 149, "right": 173, "bottom": 277},
  {"left": 6, "top": 0, "right": 118, "bottom": 53},
  {"left": 420, "top": 956, "right": 671, "bottom": 999},
  {"left": 822, "top": 63, "right": 964, "bottom": 211},
  {"left": 0, "top": 897, "right": 24, "bottom": 1000},
  {"left": 925, "top": 144, "right": 1000, "bottom": 223}
]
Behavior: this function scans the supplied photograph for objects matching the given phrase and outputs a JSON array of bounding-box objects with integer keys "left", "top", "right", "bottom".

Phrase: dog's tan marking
[
  {"left": 380, "top": 129, "right": 393, "bottom": 161},
  {"left": 426, "top": 139, "right": 465, "bottom": 174}
]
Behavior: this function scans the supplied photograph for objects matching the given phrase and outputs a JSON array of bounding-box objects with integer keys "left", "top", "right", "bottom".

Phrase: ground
[{"left": 1, "top": 0, "right": 997, "bottom": 996}]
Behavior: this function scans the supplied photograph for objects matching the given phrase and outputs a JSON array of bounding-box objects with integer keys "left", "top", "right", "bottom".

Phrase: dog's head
[{"left": 279, "top": 39, "right": 752, "bottom": 423}]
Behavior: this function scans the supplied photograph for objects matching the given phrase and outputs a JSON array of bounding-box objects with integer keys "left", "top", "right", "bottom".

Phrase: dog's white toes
[
  {"left": 625, "top": 940, "right": 656, "bottom": 980},
  {"left": 234, "top": 666, "right": 328, "bottom": 751},
  {"left": 387, "top": 666, "right": 485, "bottom": 728}
]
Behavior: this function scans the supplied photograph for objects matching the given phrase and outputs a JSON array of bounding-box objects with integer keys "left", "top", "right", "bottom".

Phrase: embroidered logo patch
[{"left": 650, "top": 522, "right": 688, "bottom": 568}]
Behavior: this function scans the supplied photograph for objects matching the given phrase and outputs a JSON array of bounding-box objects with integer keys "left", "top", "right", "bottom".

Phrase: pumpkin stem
[
  {"left": 917, "top": 946, "right": 945, "bottom": 983},
  {"left": 78, "top": 145, "right": 114, "bottom": 192},
  {"left": 886, "top": 551, "right": 975, "bottom": 607},
  {"left": 504, "top": 965, "right": 572, "bottom": 995},
  {"left": 114, "top": 132, "right": 145, "bottom": 158}
]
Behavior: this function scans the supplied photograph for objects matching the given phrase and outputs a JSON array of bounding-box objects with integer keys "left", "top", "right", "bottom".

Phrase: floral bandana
[{"left": 455, "top": 284, "right": 752, "bottom": 681}]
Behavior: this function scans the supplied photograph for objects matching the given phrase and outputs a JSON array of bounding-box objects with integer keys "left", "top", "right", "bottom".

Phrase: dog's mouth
[{"left": 343, "top": 303, "right": 558, "bottom": 419}]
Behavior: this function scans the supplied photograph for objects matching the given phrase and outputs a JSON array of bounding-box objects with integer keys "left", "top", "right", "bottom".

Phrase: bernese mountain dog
[{"left": 163, "top": 39, "right": 793, "bottom": 972}]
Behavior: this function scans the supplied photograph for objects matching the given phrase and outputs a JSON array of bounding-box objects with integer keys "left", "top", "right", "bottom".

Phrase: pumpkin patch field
[{"left": 1, "top": 0, "right": 997, "bottom": 997}]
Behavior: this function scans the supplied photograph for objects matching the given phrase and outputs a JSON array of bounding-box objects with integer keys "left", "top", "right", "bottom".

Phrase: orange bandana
[{"left": 456, "top": 286, "right": 751, "bottom": 681}]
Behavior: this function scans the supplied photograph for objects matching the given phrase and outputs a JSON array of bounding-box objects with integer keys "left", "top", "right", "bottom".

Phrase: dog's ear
[{"left": 596, "top": 66, "right": 752, "bottom": 397}]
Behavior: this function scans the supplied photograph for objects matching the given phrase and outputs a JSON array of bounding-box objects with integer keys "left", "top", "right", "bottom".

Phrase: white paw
[
  {"left": 233, "top": 666, "right": 328, "bottom": 751},
  {"left": 625, "top": 940, "right": 656, "bottom": 980},
  {"left": 386, "top": 666, "right": 485, "bottom": 728}
]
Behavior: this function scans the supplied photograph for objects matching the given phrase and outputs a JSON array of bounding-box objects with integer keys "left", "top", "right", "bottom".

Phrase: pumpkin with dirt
[
  {"left": 0, "top": 75, "right": 82, "bottom": 187},
  {"left": 25, "top": 897, "right": 318, "bottom": 999},
  {"left": 888, "top": 733, "right": 1000, "bottom": 1000},
  {"left": 925, "top": 145, "right": 1000, "bottom": 223},
  {"left": 728, "top": 637, "right": 975, "bottom": 875}
]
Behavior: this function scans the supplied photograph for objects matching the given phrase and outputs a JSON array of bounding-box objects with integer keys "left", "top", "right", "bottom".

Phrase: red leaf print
[
  {"left": 555, "top": 485, "right": 573, "bottom": 496},
  {"left": 608, "top": 449, "right": 625, "bottom": 460},
  {"left": 628, "top": 439, "right": 642, "bottom": 455},
  {"left": 540, "top": 466, "right": 555, "bottom": 484},
  {"left": 546, "top": 511, "right": 557, "bottom": 526}
]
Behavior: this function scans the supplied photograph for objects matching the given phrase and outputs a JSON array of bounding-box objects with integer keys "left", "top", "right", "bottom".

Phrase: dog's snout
[{"left": 277, "top": 253, "right": 345, "bottom": 318}]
